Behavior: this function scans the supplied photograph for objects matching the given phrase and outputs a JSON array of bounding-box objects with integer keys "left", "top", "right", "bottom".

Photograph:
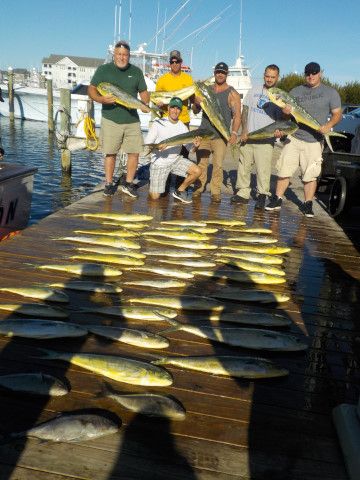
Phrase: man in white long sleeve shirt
[{"left": 145, "top": 97, "right": 201, "bottom": 204}]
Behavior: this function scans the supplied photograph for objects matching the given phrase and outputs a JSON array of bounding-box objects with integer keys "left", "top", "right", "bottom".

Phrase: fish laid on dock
[
  {"left": 142, "top": 249, "right": 202, "bottom": 258},
  {"left": 155, "top": 226, "right": 218, "bottom": 234},
  {"left": 212, "top": 289, "right": 290, "bottom": 304},
  {"left": 123, "top": 279, "right": 187, "bottom": 289},
  {"left": 220, "top": 245, "right": 291, "bottom": 254},
  {"left": 124, "top": 266, "right": 194, "bottom": 279},
  {"left": 38, "top": 263, "right": 122, "bottom": 277},
  {"left": 101, "top": 222, "right": 149, "bottom": 230},
  {"left": 145, "top": 238, "right": 217, "bottom": 250},
  {"left": 0, "top": 286, "right": 69, "bottom": 303},
  {"left": 215, "top": 251, "right": 284, "bottom": 265},
  {"left": 0, "top": 303, "right": 68, "bottom": 318},
  {"left": 0, "top": 319, "right": 87, "bottom": 340},
  {"left": 158, "top": 259, "right": 217, "bottom": 268},
  {"left": 215, "top": 258, "right": 285, "bottom": 276},
  {"left": 58, "top": 236, "right": 141, "bottom": 249},
  {"left": 97, "top": 81, "right": 161, "bottom": 117},
  {"left": 50, "top": 280, "right": 123, "bottom": 293},
  {"left": 227, "top": 235, "right": 278, "bottom": 244},
  {"left": 4, "top": 411, "right": 120, "bottom": 443},
  {"left": 193, "top": 270, "right": 286, "bottom": 285},
  {"left": 128, "top": 295, "right": 224, "bottom": 311},
  {"left": 191, "top": 311, "right": 291, "bottom": 327},
  {"left": 156, "top": 316, "right": 307, "bottom": 351},
  {"left": 205, "top": 219, "right": 246, "bottom": 226},
  {"left": 152, "top": 355, "right": 289, "bottom": 379},
  {"left": 246, "top": 120, "right": 299, "bottom": 140},
  {"left": 222, "top": 227, "right": 273, "bottom": 234},
  {"left": 74, "top": 229, "right": 138, "bottom": 238},
  {"left": 160, "top": 220, "right": 207, "bottom": 227},
  {"left": 74, "top": 213, "right": 153, "bottom": 222},
  {"left": 70, "top": 254, "right": 145, "bottom": 267},
  {"left": 97, "top": 382, "right": 186, "bottom": 420},
  {"left": 36, "top": 349, "right": 173, "bottom": 386},
  {"left": 81, "top": 305, "right": 178, "bottom": 321},
  {"left": 75, "top": 246, "right": 146, "bottom": 259},
  {"left": 144, "top": 128, "right": 214, "bottom": 153},
  {"left": 86, "top": 325, "right": 169, "bottom": 349},
  {"left": 0, "top": 373, "right": 69, "bottom": 396},
  {"left": 142, "top": 230, "right": 210, "bottom": 241}
]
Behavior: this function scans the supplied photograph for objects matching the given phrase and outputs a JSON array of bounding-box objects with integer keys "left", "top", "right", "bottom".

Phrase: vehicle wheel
[{"left": 328, "top": 177, "right": 350, "bottom": 217}]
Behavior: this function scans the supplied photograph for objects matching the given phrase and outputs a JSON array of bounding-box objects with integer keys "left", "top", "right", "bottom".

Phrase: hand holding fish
[
  {"left": 282, "top": 104, "right": 292, "bottom": 115},
  {"left": 239, "top": 132, "right": 248, "bottom": 143},
  {"left": 318, "top": 123, "right": 333, "bottom": 135},
  {"left": 192, "top": 136, "right": 201, "bottom": 149},
  {"left": 102, "top": 94, "right": 118, "bottom": 105},
  {"left": 228, "top": 132, "right": 238, "bottom": 145},
  {"left": 274, "top": 129, "right": 283, "bottom": 138}
]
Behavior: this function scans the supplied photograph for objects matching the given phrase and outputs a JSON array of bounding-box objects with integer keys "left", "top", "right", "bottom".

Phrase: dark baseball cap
[
  {"left": 0, "top": 88, "right": 4, "bottom": 102},
  {"left": 214, "top": 62, "right": 229, "bottom": 73},
  {"left": 169, "top": 50, "right": 182, "bottom": 62},
  {"left": 168, "top": 97, "right": 183, "bottom": 109},
  {"left": 304, "top": 62, "right": 321, "bottom": 75}
]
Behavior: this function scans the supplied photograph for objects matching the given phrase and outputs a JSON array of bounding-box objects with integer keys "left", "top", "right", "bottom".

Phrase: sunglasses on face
[
  {"left": 170, "top": 60, "right": 181, "bottom": 64},
  {"left": 306, "top": 71, "right": 319, "bottom": 76}
]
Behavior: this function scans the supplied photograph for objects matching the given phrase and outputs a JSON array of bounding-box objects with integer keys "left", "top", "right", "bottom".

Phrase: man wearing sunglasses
[
  {"left": 231, "top": 64, "right": 283, "bottom": 209},
  {"left": 193, "top": 62, "right": 242, "bottom": 203},
  {"left": 266, "top": 62, "right": 342, "bottom": 217}
]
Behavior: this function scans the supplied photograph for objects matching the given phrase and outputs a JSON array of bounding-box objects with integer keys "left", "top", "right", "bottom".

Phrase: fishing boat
[{"left": 0, "top": 162, "right": 37, "bottom": 239}]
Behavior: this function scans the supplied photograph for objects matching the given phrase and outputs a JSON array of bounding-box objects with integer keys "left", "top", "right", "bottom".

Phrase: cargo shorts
[
  {"left": 277, "top": 136, "right": 323, "bottom": 182},
  {"left": 100, "top": 117, "right": 143, "bottom": 154},
  {"left": 150, "top": 157, "right": 193, "bottom": 194}
]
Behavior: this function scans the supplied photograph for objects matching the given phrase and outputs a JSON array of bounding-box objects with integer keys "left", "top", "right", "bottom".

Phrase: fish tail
[
  {"left": 94, "top": 381, "right": 114, "bottom": 399},
  {"left": 324, "top": 134, "right": 334, "bottom": 153},
  {"left": 151, "top": 107, "right": 162, "bottom": 119},
  {"left": 146, "top": 352, "right": 166, "bottom": 365},
  {"left": 153, "top": 311, "right": 178, "bottom": 326}
]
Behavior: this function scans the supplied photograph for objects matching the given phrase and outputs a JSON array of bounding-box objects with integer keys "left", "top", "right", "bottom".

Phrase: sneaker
[
  {"left": 303, "top": 200, "right": 314, "bottom": 218},
  {"left": 121, "top": 182, "right": 138, "bottom": 198},
  {"left": 255, "top": 194, "right": 266, "bottom": 210},
  {"left": 211, "top": 194, "right": 221, "bottom": 203},
  {"left": 173, "top": 189, "right": 192, "bottom": 204},
  {"left": 265, "top": 195, "right": 282, "bottom": 211},
  {"left": 103, "top": 183, "right": 116, "bottom": 197},
  {"left": 230, "top": 195, "right": 248, "bottom": 204}
]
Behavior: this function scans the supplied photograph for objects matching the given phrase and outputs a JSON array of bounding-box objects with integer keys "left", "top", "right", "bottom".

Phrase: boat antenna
[
  {"left": 114, "top": 4, "right": 117, "bottom": 44},
  {"left": 118, "top": 1, "right": 122, "bottom": 41},
  {"left": 155, "top": 1, "right": 160, "bottom": 53},
  {"left": 161, "top": 8, "right": 167, "bottom": 53},
  {"left": 128, "top": 0, "right": 132, "bottom": 44},
  {"left": 238, "top": 0, "right": 243, "bottom": 57}
]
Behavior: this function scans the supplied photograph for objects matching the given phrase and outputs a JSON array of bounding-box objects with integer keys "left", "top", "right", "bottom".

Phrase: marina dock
[{"left": 0, "top": 173, "right": 358, "bottom": 480}]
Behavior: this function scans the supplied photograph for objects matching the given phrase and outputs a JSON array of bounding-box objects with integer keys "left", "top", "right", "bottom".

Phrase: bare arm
[
  {"left": 139, "top": 90, "right": 150, "bottom": 105},
  {"left": 229, "top": 91, "right": 242, "bottom": 145},
  {"left": 319, "top": 107, "right": 342, "bottom": 134}
]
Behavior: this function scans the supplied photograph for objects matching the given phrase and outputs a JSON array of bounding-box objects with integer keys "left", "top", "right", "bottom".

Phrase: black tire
[{"left": 328, "top": 177, "right": 350, "bottom": 217}]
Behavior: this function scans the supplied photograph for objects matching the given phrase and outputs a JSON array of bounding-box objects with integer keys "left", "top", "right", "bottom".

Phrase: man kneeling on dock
[{"left": 145, "top": 97, "right": 201, "bottom": 204}]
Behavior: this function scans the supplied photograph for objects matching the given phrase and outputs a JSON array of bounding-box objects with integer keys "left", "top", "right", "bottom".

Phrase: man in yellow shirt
[{"left": 155, "top": 50, "right": 194, "bottom": 126}]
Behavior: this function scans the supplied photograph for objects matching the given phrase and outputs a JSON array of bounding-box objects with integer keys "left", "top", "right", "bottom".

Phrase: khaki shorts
[
  {"left": 100, "top": 117, "right": 143, "bottom": 154},
  {"left": 277, "top": 136, "right": 323, "bottom": 182}
]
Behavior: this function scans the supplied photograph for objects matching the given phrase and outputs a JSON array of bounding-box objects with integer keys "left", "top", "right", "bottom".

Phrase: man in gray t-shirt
[
  {"left": 231, "top": 64, "right": 283, "bottom": 210},
  {"left": 266, "top": 62, "right": 342, "bottom": 217}
]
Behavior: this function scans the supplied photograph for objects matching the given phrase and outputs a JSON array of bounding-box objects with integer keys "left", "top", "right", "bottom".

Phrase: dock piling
[
  {"left": 60, "top": 88, "right": 71, "bottom": 173},
  {"left": 8, "top": 67, "right": 14, "bottom": 122},
  {"left": 47, "top": 79, "right": 54, "bottom": 133}
]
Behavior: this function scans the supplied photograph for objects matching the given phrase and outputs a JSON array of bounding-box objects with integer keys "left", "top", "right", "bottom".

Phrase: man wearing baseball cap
[
  {"left": 266, "top": 61, "right": 342, "bottom": 217},
  {"left": 193, "top": 61, "right": 241, "bottom": 203},
  {"left": 144, "top": 96, "right": 201, "bottom": 204}
]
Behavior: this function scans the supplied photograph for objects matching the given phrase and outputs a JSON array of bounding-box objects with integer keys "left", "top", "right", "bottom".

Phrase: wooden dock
[{"left": 0, "top": 174, "right": 358, "bottom": 480}]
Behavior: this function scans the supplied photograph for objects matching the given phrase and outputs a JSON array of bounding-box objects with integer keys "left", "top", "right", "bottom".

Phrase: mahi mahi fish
[
  {"left": 97, "top": 382, "right": 186, "bottom": 420},
  {"left": 74, "top": 229, "right": 138, "bottom": 238},
  {"left": 215, "top": 251, "right": 283, "bottom": 265},
  {"left": 142, "top": 249, "right": 202, "bottom": 258},
  {"left": 155, "top": 226, "right": 218, "bottom": 234},
  {"left": 227, "top": 235, "right": 278, "bottom": 244},
  {"left": 211, "top": 289, "right": 290, "bottom": 303},
  {"left": 0, "top": 319, "right": 87, "bottom": 340},
  {"left": 3, "top": 411, "right": 120, "bottom": 442},
  {"left": 158, "top": 258, "right": 216, "bottom": 268},
  {"left": 142, "top": 230, "right": 210, "bottom": 241},
  {"left": 58, "top": 236, "right": 141, "bottom": 249},
  {"left": 36, "top": 349, "right": 173, "bottom": 386},
  {"left": 97, "top": 81, "right": 161, "bottom": 117},
  {"left": 144, "top": 238, "right": 217, "bottom": 250},
  {"left": 216, "top": 258, "right": 285, "bottom": 276},
  {"left": 267, "top": 87, "right": 346, "bottom": 152},
  {"left": 74, "top": 213, "right": 153, "bottom": 222},
  {"left": 38, "top": 263, "right": 122, "bottom": 277},
  {"left": 193, "top": 269, "right": 286, "bottom": 285},
  {"left": 123, "top": 279, "right": 186, "bottom": 289},
  {"left": 0, "top": 286, "right": 69, "bottom": 303},
  {"left": 152, "top": 355, "right": 288, "bottom": 379},
  {"left": 194, "top": 81, "right": 231, "bottom": 140},
  {"left": 223, "top": 227, "right": 273, "bottom": 234},
  {"left": 70, "top": 254, "right": 144, "bottom": 266},
  {"left": 128, "top": 295, "right": 224, "bottom": 311},
  {"left": 156, "top": 315, "right": 307, "bottom": 351},
  {"left": 221, "top": 245, "right": 290, "bottom": 254},
  {"left": 150, "top": 84, "right": 196, "bottom": 105},
  {"left": 247, "top": 120, "right": 298, "bottom": 140},
  {"left": 145, "top": 128, "right": 214, "bottom": 153},
  {"left": 189, "top": 311, "right": 291, "bottom": 327},
  {"left": 86, "top": 325, "right": 169, "bottom": 349},
  {"left": 124, "top": 266, "right": 194, "bottom": 279},
  {"left": 0, "top": 373, "right": 69, "bottom": 396},
  {"left": 0, "top": 303, "right": 68, "bottom": 318},
  {"left": 75, "top": 246, "right": 146, "bottom": 259},
  {"left": 101, "top": 222, "right": 149, "bottom": 230},
  {"left": 50, "top": 280, "right": 123, "bottom": 293},
  {"left": 80, "top": 305, "right": 178, "bottom": 321}
]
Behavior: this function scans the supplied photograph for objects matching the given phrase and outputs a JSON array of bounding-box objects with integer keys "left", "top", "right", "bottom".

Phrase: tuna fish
[{"left": 97, "top": 382, "right": 186, "bottom": 419}]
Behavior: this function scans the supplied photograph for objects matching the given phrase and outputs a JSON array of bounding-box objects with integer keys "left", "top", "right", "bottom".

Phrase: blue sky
[{"left": 0, "top": 0, "right": 359, "bottom": 85}]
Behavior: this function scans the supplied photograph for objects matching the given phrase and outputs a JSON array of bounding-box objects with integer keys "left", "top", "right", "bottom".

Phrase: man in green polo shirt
[{"left": 88, "top": 40, "right": 150, "bottom": 197}]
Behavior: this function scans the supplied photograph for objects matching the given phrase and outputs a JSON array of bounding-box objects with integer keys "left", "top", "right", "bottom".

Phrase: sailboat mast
[
  {"left": 128, "top": 0, "right": 132, "bottom": 44},
  {"left": 118, "top": 1, "right": 122, "bottom": 40},
  {"left": 239, "top": 0, "right": 243, "bottom": 57}
]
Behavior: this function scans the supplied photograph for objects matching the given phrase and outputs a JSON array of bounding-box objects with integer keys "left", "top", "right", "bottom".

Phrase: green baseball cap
[{"left": 169, "top": 97, "right": 183, "bottom": 109}]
